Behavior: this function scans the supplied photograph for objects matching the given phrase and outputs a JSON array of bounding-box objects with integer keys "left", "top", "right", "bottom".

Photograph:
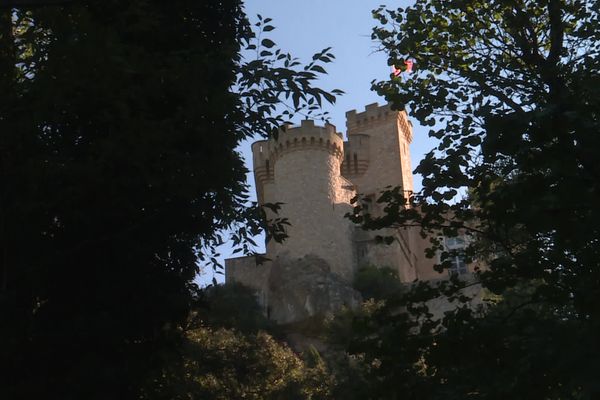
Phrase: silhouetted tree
[
  {"left": 340, "top": 1, "right": 600, "bottom": 398},
  {"left": 0, "top": 1, "right": 340, "bottom": 398}
]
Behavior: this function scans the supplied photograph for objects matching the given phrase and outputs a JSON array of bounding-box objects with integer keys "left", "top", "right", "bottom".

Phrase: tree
[
  {"left": 0, "top": 1, "right": 340, "bottom": 398},
  {"left": 339, "top": 1, "right": 600, "bottom": 398},
  {"left": 352, "top": 264, "right": 403, "bottom": 302},
  {"left": 140, "top": 283, "right": 331, "bottom": 400},
  {"left": 193, "top": 282, "right": 272, "bottom": 334},
  {"left": 141, "top": 327, "right": 332, "bottom": 400}
]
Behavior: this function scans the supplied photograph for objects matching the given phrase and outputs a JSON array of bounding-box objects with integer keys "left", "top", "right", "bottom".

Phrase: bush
[{"left": 353, "top": 265, "right": 403, "bottom": 301}]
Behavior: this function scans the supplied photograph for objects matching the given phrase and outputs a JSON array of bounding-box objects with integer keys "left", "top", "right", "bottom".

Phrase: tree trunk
[{"left": 0, "top": 9, "right": 14, "bottom": 293}]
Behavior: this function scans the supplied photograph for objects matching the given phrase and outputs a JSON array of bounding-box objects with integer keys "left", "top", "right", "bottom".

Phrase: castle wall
[
  {"left": 251, "top": 104, "right": 423, "bottom": 286},
  {"left": 341, "top": 103, "right": 418, "bottom": 282},
  {"left": 267, "top": 120, "right": 356, "bottom": 281},
  {"left": 224, "top": 102, "right": 468, "bottom": 323}
]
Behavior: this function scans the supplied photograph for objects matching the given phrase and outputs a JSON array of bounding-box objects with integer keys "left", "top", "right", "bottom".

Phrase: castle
[{"left": 225, "top": 103, "right": 471, "bottom": 323}]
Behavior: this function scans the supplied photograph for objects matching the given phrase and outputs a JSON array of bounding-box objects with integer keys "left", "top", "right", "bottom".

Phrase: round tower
[{"left": 258, "top": 119, "right": 356, "bottom": 281}]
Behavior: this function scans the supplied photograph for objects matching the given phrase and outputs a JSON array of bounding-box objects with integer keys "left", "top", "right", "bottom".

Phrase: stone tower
[
  {"left": 226, "top": 103, "right": 432, "bottom": 323},
  {"left": 342, "top": 103, "right": 419, "bottom": 283},
  {"left": 252, "top": 119, "right": 356, "bottom": 281},
  {"left": 343, "top": 102, "right": 414, "bottom": 196}
]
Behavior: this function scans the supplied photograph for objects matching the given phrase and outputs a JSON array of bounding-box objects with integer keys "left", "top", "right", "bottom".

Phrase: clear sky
[{"left": 199, "top": 1, "right": 438, "bottom": 285}]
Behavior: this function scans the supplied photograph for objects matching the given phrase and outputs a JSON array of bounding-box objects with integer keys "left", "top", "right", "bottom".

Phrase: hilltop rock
[{"left": 267, "top": 254, "right": 362, "bottom": 324}]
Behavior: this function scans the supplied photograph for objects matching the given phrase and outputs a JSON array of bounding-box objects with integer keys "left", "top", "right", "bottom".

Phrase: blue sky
[
  {"left": 200, "top": 1, "right": 438, "bottom": 284},
  {"left": 240, "top": 0, "right": 437, "bottom": 186}
]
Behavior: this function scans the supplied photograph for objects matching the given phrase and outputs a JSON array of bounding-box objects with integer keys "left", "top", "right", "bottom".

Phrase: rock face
[{"left": 267, "top": 254, "right": 362, "bottom": 324}]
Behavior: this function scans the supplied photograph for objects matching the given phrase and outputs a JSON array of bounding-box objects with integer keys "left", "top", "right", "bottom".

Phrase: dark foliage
[
  {"left": 353, "top": 264, "right": 403, "bottom": 302},
  {"left": 193, "top": 282, "right": 271, "bottom": 334},
  {"left": 0, "top": 1, "right": 340, "bottom": 398},
  {"left": 338, "top": 1, "right": 600, "bottom": 398}
]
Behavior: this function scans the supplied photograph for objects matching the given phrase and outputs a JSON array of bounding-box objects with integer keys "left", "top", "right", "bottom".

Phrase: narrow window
[
  {"left": 353, "top": 153, "right": 358, "bottom": 174},
  {"left": 443, "top": 236, "right": 468, "bottom": 276},
  {"left": 449, "top": 253, "right": 468, "bottom": 276}
]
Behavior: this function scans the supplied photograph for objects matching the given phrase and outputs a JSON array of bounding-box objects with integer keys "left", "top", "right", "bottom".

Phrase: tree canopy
[
  {"left": 337, "top": 0, "right": 600, "bottom": 398},
  {"left": 0, "top": 1, "right": 340, "bottom": 398},
  {"left": 4, "top": 1, "right": 599, "bottom": 398}
]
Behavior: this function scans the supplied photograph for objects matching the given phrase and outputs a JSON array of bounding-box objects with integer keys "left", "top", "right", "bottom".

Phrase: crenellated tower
[
  {"left": 343, "top": 102, "right": 414, "bottom": 196},
  {"left": 251, "top": 119, "right": 356, "bottom": 281},
  {"left": 226, "top": 103, "right": 425, "bottom": 322}
]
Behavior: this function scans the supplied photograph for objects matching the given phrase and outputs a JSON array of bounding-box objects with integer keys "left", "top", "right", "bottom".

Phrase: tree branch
[
  {"left": 547, "top": 0, "right": 564, "bottom": 65},
  {"left": 470, "top": 73, "right": 528, "bottom": 115}
]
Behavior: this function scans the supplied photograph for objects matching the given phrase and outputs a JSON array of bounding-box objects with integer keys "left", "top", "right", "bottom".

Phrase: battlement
[
  {"left": 252, "top": 102, "right": 415, "bottom": 207},
  {"left": 345, "top": 102, "right": 386, "bottom": 119},
  {"left": 265, "top": 120, "right": 344, "bottom": 163},
  {"left": 346, "top": 102, "right": 413, "bottom": 143},
  {"left": 346, "top": 102, "right": 394, "bottom": 133}
]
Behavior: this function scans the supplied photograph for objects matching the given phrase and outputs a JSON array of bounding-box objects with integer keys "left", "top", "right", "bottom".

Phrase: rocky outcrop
[{"left": 267, "top": 254, "right": 362, "bottom": 324}]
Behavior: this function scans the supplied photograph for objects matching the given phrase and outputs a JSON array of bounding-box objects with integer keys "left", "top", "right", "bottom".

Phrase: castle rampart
[
  {"left": 269, "top": 119, "right": 344, "bottom": 163},
  {"left": 226, "top": 102, "right": 441, "bottom": 323},
  {"left": 346, "top": 102, "right": 413, "bottom": 143}
]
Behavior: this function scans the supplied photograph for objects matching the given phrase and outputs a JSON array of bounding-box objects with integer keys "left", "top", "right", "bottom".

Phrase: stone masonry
[{"left": 225, "top": 103, "right": 465, "bottom": 323}]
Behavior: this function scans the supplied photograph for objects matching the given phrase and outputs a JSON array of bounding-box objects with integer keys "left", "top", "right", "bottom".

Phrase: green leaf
[{"left": 261, "top": 38, "right": 275, "bottom": 48}]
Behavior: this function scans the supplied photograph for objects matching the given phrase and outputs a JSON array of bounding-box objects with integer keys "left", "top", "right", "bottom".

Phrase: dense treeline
[
  {"left": 0, "top": 1, "right": 337, "bottom": 398},
  {"left": 344, "top": 0, "right": 600, "bottom": 398},
  {"left": 2, "top": 0, "right": 599, "bottom": 399}
]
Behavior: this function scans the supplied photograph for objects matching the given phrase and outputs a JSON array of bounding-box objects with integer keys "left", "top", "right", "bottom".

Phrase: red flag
[{"left": 391, "top": 60, "right": 413, "bottom": 77}]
